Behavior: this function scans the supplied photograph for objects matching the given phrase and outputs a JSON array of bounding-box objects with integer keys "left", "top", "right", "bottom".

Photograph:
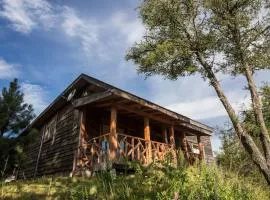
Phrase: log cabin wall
[
  {"left": 200, "top": 136, "right": 214, "bottom": 163},
  {"left": 186, "top": 135, "right": 214, "bottom": 163},
  {"left": 20, "top": 137, "right": 41, "bottom": 178},
  {"left": 21, "top": 103, "right": 80, "bottom": 178}
]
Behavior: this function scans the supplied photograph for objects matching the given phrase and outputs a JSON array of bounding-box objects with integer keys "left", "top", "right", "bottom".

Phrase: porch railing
[
  {"left": 78, "top": 133, "right": 203, "bottom": 170},
  {"left": 79, "top": 133, "right": 176, "bottom": 169}
]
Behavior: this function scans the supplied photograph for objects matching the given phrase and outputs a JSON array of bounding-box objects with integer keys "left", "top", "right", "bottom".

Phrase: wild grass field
[{"left": 1, "top": 163, "right": 269, "bottom": 200}]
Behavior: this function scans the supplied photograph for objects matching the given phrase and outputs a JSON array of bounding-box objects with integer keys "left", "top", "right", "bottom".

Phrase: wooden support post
[
  {"left": 169, "top": 125, "right": 177, "bottom": 166},
  {"left": 144, "top": 117, "right": 150, "bottom": 141},
  {"left": 144, "top": 117, "right": 152, "bottom": 164},
  {"left": 162, "top": 127, "right": 168, "bottom": 144},
  {"left": 109, "top": 107, "right": 118, "bottom": 161},
  {"left": 80, "top": 109, "right": 87, "bottom": 146},
  {"left": 71, "top": 110, "right": 85, "bottom": 176},
  {"left": 182, "top": 133, "right": 190, "bottom": 161},
  {"left": 197, "top": 135, "right": 204, "bottom": 161},
  {"left": 169, "top": 125, "right": 175, "bottom": 146},
  {"left": 131, "top": 138, "right": 135, "bottom": 160}
]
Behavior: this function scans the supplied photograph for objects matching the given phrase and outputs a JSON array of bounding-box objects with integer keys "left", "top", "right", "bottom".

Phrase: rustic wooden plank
[
  {"left": 72, "top": 91, "right": 112, "bottom": 108},
  {"left": 117, "top": 104, "right": 174, "bottom": 125}
]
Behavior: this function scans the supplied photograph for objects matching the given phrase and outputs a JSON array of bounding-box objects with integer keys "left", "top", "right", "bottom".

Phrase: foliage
[
  {"left": 0, "top": 128, "right": 40, "bottom": 178},
  {"left": 216, "top": 127, "right": 264, "bottom": 183},
  {"left": 126, "top": 0, "right": 269, "bottom": 78},
  {"left": 242, "top": 85, "right": 270, "bottom": 136},
  {"left": 0, "top": 79, "right": 37, "bottom": 178},
  {"left": 217, "top": 85, "right": 270, "bottom": 184},
  {"left": 126, "top": 0, "right": 270, "bottom": 184},
  {"left": 1, "top": 162, "right": 269, "bottom": 199},
  {"left": 0, "top": 78, "right": 35, "bottom": 137}
]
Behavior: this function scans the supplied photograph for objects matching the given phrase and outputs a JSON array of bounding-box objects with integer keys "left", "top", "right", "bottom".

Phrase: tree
[
  {"left": 217, "top": 85, "right": 270, "bottom": 184},
  {"left": 0, "top": 79, "right": 35, "bottom": 137},
  {"left": 126, "top": 0, "right": 270, "bottom": 184}
]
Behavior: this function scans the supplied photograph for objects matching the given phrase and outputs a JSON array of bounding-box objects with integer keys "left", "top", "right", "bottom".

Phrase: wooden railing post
[
  {"left": 144, "top": 117, "right": 152, "bottom": 164},
  {"left": 109, "top": 107, "right": 117, "bottom": 161},
  {"left": 197, "top": 135, "right": 204, "bottom": 161}
]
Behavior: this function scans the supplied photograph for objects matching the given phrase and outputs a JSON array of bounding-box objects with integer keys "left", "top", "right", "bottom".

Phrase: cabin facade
[{"left": 21, "top": 74, "right": 214, "bottom": 178}]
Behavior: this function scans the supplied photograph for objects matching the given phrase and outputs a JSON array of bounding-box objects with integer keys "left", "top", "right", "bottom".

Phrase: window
[{"left": 44, "top": 115, "right": 57, "bottom": 142}]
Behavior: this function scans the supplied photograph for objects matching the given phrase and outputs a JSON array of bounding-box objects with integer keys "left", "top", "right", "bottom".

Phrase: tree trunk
[
  {"left": 196, "top": 52, "right": 270, "bottom": 185},
  {"left": 244, "top": 65, "right": 270, "bottom": 168}
]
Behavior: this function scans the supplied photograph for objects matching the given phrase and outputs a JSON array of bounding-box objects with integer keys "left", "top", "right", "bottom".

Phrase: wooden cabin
[{"left": 21, "top": 74, "right": 214, "bottom": 178}]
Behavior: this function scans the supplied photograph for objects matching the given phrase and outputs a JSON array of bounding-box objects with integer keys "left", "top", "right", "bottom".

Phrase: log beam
[
  {"left": 162, "top": 127, "right": 168, "bottom": 144},
  {"left": 144, "top": 117, "right": 151, "bottom": 141},
  {"left": 80, "top": 109, "right": 87, "bottom": 146},
  {"left": 72, "top": 91, "right": 112, "bottom": 108},
  {"left": 109, "top": 107, "right": 118, "bottom": 161},
  {"left": 169, "top": 125, "right": 175, "bottom": 146},
  {"left": 197, "top": 135, "right": 204, "bottom": 160},
  {"left": 182, "top": 133, "right": 190, "bottom": 161},
  {"left": 144, "top": 117, "right": 152, "bottom": 164}
]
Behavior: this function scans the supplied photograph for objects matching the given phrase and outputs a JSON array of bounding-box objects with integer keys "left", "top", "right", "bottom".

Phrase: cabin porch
[{"left": 73, "top": 92, "right": 207, "bottom": 174}]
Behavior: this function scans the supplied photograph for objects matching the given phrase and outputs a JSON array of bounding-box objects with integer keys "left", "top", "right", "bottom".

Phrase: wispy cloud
[
  {"left": 0, "top": 58, "right": 19, "bottom": 79},
  {"left": 61, "top": 6, "right": 99, "bottom": 54},
  {"left": 0, "top": 0, "right": 56, "bottom": 33},
  {"left": 166, "top": 92, "right": 250, "bottom": 120},
  {"left": 0, "top": 0, "right": 145, "bottom": 58},
  {"left": 110, "top": 12, "right": 145, "bottom": 44},
  {"left": 21, "top": 82, "right": 48, "bottom": 114}
]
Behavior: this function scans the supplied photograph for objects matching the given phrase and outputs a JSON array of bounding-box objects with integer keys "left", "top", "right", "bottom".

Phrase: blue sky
[{"left": 0, "top": 0, "right": 269, "bottom": 152}]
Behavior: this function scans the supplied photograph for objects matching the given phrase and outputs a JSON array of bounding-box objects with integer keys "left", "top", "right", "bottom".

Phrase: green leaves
[
  {"left": 126, "top": 39, "right": 198, "bottom": 79},
  {"left": 127, "top": 0, "right": 270, "bottom": 78},
  {"left": 0, "top": 79, "right": 35, "bottom": 137}
]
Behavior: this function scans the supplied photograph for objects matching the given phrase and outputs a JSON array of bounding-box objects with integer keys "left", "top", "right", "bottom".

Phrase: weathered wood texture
[
  {"left": 83, "top": 133, "right": 175, "bottom": 169},
  {"left": 186, "top": 135, "right": 214, "bottom": 163},
  {"left": 20, "top": 104, "right": 80, "bottom": 178},
  {"left": 109, "top": 107, "right": 118, "bottom": 160},
  {"left": 200, "top": 136, "right": 214, "bottom": 163},
  {"left": 20, "top": 105, "right": 213, "bottom": 178}
]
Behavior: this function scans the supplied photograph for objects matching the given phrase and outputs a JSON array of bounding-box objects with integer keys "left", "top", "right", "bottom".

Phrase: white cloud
[
  {"left": 0, "top": 58, "right": 19, "bottom": 79},
  {"left": 21, "top": 82, "right": 48, "bottom": 114},
  {"left": 110, "top": 12, "right": 145, "bottom": 44},
  {"left": 0, "top": 0, "right": 145, "bottom": 60},
  {"left": 61, "top": 7, "right": 99, "bottom": 54},
  {"left": 166, "top": 91, "right": 250, "bottom": 120},
  {"left": 0, "top": 0, "right": 56, "bottom": 33},
  {"left": 146, "top": 73, "right": 255, "bottom": 120}
]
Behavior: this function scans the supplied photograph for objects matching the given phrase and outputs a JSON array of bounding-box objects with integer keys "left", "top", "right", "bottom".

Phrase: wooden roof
[{"left": 25, "top": 74, "right": 213, "bottom": 136}]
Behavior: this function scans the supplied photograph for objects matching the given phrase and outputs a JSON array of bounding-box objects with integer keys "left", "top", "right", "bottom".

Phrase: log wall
[
  {"left": 21, "top": 104, "right": 80, "bottom": 178},
  {"left": 187, "top": 135, "right": 214, "bottom": 164}
]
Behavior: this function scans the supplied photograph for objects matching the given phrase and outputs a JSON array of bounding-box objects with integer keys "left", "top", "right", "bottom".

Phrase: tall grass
[{"left": 1, "top": 161, "right": 269, "bottom": 199}]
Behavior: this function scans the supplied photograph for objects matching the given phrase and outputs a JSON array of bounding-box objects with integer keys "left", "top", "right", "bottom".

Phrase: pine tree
[{"left": 0, "top": 79, "right": 35, "bottom": 137}]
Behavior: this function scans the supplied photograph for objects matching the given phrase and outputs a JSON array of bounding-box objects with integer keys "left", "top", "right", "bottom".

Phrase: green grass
[{"left": 1, "top": 163, "right": 269, "bottom": 200}]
